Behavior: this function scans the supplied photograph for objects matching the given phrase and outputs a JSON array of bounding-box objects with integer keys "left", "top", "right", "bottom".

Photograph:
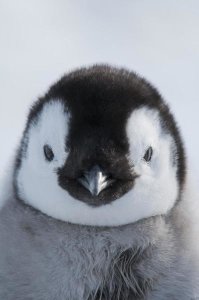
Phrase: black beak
[{"left": 78, "top": 165, "right": 114, "bottom": 196}]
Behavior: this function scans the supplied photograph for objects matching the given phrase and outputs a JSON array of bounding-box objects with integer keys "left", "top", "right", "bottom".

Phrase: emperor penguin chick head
[{"left": 15, "top": 65, "right": 186, "bottom": 226}]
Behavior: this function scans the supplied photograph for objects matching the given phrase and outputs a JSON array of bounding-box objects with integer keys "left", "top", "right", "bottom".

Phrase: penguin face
[{"left": 15, "top": 66, "right": 185, "bottom": 226}]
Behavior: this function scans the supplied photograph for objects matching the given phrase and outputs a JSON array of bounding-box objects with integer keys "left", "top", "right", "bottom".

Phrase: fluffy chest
[
  {"left": 29, "top": 228, "right": 155, "bottom": 300},
  {"left": 0, "top": 201, "right": 168, "bottom": 300},
  {"left": 27, "top": 221, "right": 152, "bottom": 299}
]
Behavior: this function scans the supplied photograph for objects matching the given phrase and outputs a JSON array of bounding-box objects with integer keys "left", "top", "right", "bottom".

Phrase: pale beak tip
[{"left": 90, "top": 187, "right": 100, "bottom": 196}]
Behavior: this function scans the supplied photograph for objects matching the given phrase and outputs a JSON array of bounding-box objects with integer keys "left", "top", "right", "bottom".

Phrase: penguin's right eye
[
  {"left": 143, "top": 146, "right": 153, "bottom": 162},
  {"left": 43, "top": 145, "right": 54, "bottom": 162}
]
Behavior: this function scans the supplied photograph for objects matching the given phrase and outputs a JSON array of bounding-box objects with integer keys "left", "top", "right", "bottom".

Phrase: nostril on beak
[{"left": 77, "top": 165, "right": 114, "bottom": 196}]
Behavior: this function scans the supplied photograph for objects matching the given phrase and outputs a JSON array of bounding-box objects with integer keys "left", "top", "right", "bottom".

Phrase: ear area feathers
[
  {"left": 17, "top": 99, "right": 70, "bottom": 175},
  {"left": 125, "top": 107, "right": 162, "bottom": 163}
]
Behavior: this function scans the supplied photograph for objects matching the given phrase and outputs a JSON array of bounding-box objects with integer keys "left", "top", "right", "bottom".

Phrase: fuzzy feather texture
[
  {"left": 1, "top": 66, "right": 199, "bottom": 299},
  {"left": 0, "top": 176, "right": 199, "bottom": 299}
]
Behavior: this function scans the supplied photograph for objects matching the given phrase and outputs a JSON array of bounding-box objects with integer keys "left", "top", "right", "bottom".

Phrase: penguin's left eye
[
  {"left": 143, "top": 146, "right": 153, "bottom": 162},
  {"left": 43, "top": 145, "right": 54, "bottom": 162}
]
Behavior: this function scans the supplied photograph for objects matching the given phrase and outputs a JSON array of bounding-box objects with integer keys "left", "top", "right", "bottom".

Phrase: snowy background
[{"left": 0, "top": 0, "right": 199, "bottom": 180}]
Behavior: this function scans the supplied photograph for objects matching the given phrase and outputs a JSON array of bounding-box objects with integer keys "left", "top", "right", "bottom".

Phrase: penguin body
[
  {"left": 0, "top": 65, "right": 199, "bottom": 299},
  {"left": 0, "top": 195, "right": 199, "bottom": 299}
]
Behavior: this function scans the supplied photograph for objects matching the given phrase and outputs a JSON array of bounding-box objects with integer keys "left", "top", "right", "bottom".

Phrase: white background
[{"left": 0, "top": 0, "right": 199, "bottom": 180}]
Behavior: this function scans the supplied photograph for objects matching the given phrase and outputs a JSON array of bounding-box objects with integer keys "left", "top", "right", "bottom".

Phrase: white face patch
[
  {"left": 17, "top": 104, "right": 179, "bottom": 227},
  {"left": 124, "top": 107, "right": 179, "bottom": 225}
]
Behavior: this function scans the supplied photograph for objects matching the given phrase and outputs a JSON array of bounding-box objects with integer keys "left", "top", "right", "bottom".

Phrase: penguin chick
[{"left": 0, "top": 65, "right": 199, "bottom": 300}]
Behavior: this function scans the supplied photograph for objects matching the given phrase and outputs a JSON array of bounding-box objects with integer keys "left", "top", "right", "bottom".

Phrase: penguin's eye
[
  {"left": 43, "top": 145, "right": 54, "bottom": 162},
  {"left": 143, "top": 146, "right": 153, "bottom": 162}
]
